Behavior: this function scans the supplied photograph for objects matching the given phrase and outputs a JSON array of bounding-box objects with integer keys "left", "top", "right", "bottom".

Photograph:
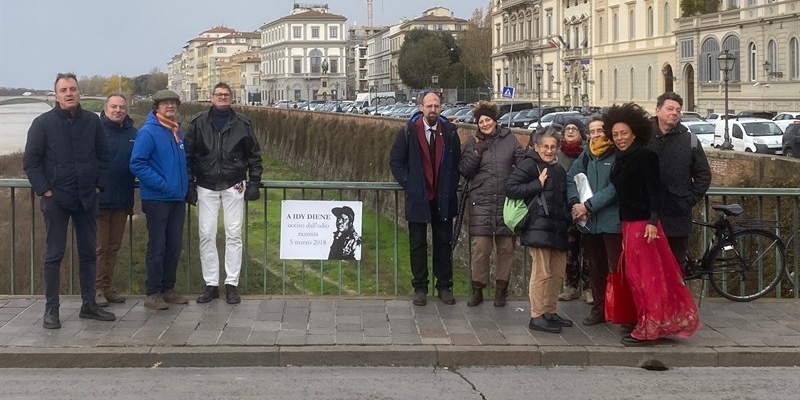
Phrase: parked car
[
  {"left": 782, "top": 123, "right": 800, "bottom": 158},
  {"left": 529, "top": 111, "right": 582, "bottom": 129},
  {"left": 705, "top": 112, "right": 735, "bottom": 121},
  {"left": 680, "top": 111, "right": 705, "bottom": 122},
  {"left": 499, "top": 111, "right": 523, "bottom": 128},
  {"left": 736, "top": 110, "right": 777, "bottom": 120},
  {"left": 772, "top": 112, "right": 800, "bottom": 132},
  {"left": 712, "top": 118, "right": 783, "bottom": 154},
  {"left": 510, "top": 109, "right": 540, "bottom": 128},
  {"left": 682, "top": 121, "right": 717, "bottom": 148}
]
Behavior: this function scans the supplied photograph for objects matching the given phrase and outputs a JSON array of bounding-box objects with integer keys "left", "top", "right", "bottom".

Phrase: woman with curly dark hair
[{"left": 604, "top": 103, "right": 699, "bottom": 346}]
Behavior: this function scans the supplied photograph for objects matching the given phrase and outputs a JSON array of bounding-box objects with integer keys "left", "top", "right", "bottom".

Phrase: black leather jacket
[{"left": 185, "top": 107, "right": 263, "bottom": 190}]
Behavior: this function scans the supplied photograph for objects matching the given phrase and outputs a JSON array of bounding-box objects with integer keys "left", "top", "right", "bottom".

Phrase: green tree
[
  {"left": 78, "top": 75, "right": 107, "bottom": 96},
  {"left": 397, "top": 33, "right": 451, "bottom": 89},
  {"left": 102, "top": 75, "right": 134, "bottom": 95}
]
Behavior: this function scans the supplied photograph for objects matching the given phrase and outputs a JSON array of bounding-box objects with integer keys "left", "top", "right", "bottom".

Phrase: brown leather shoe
[
  {"left": 582, "top": 313, "right": 606, "bottom": 326},
  {"left": 104, "top": 291, "right": 126, "bottom": 303},
  {"left": 144, "top": 294, "right": 169, "bottom": 310},
  {"left": 162, "top": 289, "right": 188, "bottom": 304}
]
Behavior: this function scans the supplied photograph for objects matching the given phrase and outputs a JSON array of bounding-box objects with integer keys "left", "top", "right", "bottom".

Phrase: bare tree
[{"left": 457, "top": 4, "right": 493, "bottom": 87}]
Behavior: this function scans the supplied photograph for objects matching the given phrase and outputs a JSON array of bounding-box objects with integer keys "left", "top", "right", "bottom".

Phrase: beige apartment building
[
  {"left": 675, "top": 0, "right": 800, "bottom": 114},
  {"left": 259, "top": 4, "right": 347, "bottom": 103},
  {"left": 167, "top": 26, "right": 260, "bottom": 102}
]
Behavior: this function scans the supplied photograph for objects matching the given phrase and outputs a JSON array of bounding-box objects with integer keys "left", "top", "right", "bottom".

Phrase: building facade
[
  {"left": 259, "top": 4, "right": 347, "bottom": 104},
  {"left": 675, "top": 0, "right": 800, "bottom": 114}
]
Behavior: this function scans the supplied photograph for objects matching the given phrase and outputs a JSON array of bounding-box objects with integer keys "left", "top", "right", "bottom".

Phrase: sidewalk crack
[{"left": 448, "top": 368, "right": 487, "bottom": 400}]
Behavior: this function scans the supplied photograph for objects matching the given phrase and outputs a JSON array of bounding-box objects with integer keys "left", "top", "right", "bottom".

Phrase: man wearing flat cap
[{"left": 329, "top": 206, "right": 361, "bottom": 260}]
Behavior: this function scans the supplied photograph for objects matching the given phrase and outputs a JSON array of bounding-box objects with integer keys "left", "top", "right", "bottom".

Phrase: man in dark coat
[
  {"left": 647, "top": 92, "right": 711, "bottom": 270},
  {"left": 23, "top": 72, "right": 116, "bottom": 329},
  {"left": 95, "top": 93, "right": 137, "bottom": 307},
  {"left": 389, "top": 92, "right": 461, "bottom": 306}
]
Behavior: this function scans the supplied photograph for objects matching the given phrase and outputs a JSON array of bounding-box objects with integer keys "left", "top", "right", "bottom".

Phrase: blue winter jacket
[
  {"left": 129, "top": 111, "right": 188, "bottom": 202},
  {"left": 389, "top": 111, "right": 461, "bottom": 223},
  {"left": 98, "top": 111, "right": 137, "bottom": 210}
]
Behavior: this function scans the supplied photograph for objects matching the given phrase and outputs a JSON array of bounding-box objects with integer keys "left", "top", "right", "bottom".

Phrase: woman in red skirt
[{"left": 604, "top": 103, "right": 700, "bottom": 346}]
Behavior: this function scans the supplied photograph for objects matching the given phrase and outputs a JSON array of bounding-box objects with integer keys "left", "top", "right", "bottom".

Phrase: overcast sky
[{"left": 0, "top": 0, "right": 490, "bottom": 90}]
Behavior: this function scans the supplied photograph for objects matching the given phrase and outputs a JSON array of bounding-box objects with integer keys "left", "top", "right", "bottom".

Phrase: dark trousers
[
  {"left": 408, "top": 201, "right": 453, "bottom": 293},
  {"left": 667, "top": 236, "right": 689, "bottom": 272},
  {"left": 564, "top": 231, "right": 587, "bottom": 288},
  {"left": 142, "top": 200, "right": 185, "bottom": 295},
  {"left": 583, "top": 233, "right": 622, "bottom": 318},
  {"left": 40, "top": 196, "right": 97, "bottom": 307}
]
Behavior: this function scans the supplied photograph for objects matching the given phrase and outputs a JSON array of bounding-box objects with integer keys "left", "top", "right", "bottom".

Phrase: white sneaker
[
  {"left": 583, "top": 289, "right": 594, "bottom": 305},
  {"left": 558, "top": 286, "right": 580, "bottom": 301}
]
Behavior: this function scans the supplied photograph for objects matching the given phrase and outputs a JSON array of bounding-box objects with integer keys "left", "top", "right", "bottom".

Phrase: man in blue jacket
[
  {"left": 95, "top": 93, "right": 137, "bottom": 307},
  {"left": 23, "top": 72, "right": 116, "bottom": 329},
  {"left": 130, "top": 90, "right": 190, "bottom": 310},
  {"left": 389, "top": 92, "right": 461, "bottom": 306}
]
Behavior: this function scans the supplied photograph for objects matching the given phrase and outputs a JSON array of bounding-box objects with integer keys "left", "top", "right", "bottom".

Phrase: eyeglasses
[
  {"left": 536, "top": 144, "right": 557, "bottom": 151},
  {"left": 213, "top": 93, "right": 231, "bottom": 98},
  {"left": 564, "top": 127, "right": 579, "bottom": 131}
]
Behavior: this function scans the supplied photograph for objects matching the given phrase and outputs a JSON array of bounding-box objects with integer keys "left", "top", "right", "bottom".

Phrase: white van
[
  {"left": 712, "top": 118, "right": 783, "bottom": 154},
  {"left": 353, "top": 92, "right": 397, "bottom": 114}
]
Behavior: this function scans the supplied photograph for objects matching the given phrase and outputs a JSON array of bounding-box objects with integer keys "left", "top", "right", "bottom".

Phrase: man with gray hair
[
  {"left": 24, "top": 72, "right": 116, "bottom": 328},
  {"left": 95, "top": 93, "right": 137, "bottom": 306}
]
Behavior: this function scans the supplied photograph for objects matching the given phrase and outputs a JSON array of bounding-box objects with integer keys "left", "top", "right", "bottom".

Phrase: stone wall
[{"left": 179, "top": 103, "right": 800, "bottom": 188}]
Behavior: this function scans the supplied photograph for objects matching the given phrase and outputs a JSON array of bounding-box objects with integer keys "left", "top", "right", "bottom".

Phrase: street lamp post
[
  {"left": 306, "top": 83, "right": 311, "bottom": 105},
  {"left": 534, "top": 64, "right": 544, "bottom": 129},
  {"left": 718, "top": 49, "right": 736, "bottom": 151},
  {"left": 373, "top": 80, "right": 379, "bottom": 115}
]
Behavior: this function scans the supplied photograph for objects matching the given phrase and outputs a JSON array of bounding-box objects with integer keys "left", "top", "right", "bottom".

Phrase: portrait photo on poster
[{"left": 279, "top": 200, "right": 363, "bottom": 260}]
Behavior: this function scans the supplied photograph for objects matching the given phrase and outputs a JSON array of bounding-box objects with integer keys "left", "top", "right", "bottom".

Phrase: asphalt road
[{"left": 1, "top": 366, "right": 798, "bottom": 399}]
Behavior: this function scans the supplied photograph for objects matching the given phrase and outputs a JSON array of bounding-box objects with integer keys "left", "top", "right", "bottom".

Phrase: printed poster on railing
[{"left": 280, "top": 200, "right": 363, "bottom": 260}]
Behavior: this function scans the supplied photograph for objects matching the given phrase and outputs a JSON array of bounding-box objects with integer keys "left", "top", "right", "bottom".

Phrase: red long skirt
[{"left": 621, "top": 220, "right": 700, "bottom": 340}]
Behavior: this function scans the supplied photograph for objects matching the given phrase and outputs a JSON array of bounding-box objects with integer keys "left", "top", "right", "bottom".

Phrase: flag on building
[
  {"left": 548, "top": 38, "right": 560, "bottom": 48},
  {"left": 558, "top": 35, "right": 569, "bottom": 49}
]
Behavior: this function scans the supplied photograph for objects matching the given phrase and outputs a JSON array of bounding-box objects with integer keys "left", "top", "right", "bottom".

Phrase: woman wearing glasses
[
  {"left": 566, "top": 115, "right": 621, "bottom": 326},
  {"left": 604, "top": 103, "right": 699, "bottom": 346},
  {"left": 556, "top": 119, "right": 591, "bottom": 304},
  {"left": 506, "top": 126, "right": 572, "bottom": 333}
]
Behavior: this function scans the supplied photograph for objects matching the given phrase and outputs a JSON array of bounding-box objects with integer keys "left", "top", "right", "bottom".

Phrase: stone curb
[{"left": 1, "top": 345, "right": 798, "bottom": 368}]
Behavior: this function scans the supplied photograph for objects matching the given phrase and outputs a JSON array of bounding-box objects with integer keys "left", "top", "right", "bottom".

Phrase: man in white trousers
[{"left": 185, "top": 82, "right": 263, "bottom": 304}]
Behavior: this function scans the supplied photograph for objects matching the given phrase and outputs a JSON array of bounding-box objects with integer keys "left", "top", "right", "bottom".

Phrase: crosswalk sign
[{"left": 501, "top": 86, "right": 515, "bottom": 99}]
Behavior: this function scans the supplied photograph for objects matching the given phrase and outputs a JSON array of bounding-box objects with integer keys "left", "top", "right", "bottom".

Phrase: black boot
[
  {"left": 196, "top": 286, "right": 219, "bottom": 304},
  {"left": 42, "top": 306, "right": 60, "bottom": 329},
  {"left": 467, "top": 281, "right": 485, "bottom": 307},
  {"left": 79, "top": 301, "right": 116, "bottom": 321},
  {"left": 225, "top": 284, "right": 241, "bottom": 304},
  {"left": 494, "top": 280, "right": 509, "bottom": 307}
]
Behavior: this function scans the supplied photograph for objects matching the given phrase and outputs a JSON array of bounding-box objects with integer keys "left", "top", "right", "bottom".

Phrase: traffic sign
[{"left": 501, "top": 86, "right": 515, "bottom": 99}]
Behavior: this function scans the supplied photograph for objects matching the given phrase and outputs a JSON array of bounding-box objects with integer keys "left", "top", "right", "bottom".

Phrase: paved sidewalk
[{"left": 1, "top": 296, "right": 798, "bottom": 368}]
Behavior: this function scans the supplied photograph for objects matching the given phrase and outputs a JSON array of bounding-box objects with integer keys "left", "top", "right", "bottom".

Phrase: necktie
[{"left": 429, "top": 128, "right": 436, "bottom": 169}]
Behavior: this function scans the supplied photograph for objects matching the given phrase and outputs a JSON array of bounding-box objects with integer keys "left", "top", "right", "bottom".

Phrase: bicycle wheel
[
  {"left": 708, "top": 228, "right": 785, "bottom": 302},
  {"left": 784, "top": 234, "right": 797, "bottom": 288}
]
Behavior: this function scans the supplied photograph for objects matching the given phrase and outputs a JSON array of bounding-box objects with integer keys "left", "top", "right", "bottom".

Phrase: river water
[{"left": 0, "top": 102, "right": 52, "bottom": 155}]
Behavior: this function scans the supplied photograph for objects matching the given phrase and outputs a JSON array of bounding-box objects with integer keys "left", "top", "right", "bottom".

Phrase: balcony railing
[
  {"left": 1, "top": 180, "right": 797, "bottom": 299},
  {"left": 501, "top": 39, "right": 535, "bottom": 54}
]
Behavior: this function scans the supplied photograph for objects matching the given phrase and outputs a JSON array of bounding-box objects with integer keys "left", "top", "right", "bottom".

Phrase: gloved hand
[
  {"left": 474, "top": 139, "right": 489, "bottom": 154},
  {"left": 185, "top": 183, "right": 198, "bottom": 206},
  {"left": 244, "top": 182, "right": 260, "bottom": 201}
]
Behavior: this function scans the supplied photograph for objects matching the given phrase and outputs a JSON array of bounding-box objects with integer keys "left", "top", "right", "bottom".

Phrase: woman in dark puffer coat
[
  {"left": 459, "top": 101, "right": 525, "bottom": 307},
  {"left": 506, "top": 126, "right": 572, "bottom": 333}
]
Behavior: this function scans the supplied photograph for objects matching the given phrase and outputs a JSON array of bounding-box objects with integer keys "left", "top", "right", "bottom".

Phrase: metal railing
[{"left": 1, "top": 180, "right": 798, "bottom": 298}]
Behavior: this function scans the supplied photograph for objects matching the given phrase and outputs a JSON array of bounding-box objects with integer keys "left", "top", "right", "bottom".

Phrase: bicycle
[
  {"left": 685, "top": 203, "right": 786, "bottom": 302},
  {"left": 781, "top": 231, "right": 798, "bottom": 288}
]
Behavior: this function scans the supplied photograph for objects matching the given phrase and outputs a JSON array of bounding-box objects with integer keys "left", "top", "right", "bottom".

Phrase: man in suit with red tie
[{"left": 389, "top": 92, "right": 462, "bottom": 306}]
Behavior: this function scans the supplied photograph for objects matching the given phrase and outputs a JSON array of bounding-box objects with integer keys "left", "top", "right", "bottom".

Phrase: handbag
[
  {"left": 604, "top": 253, "right": 637, "bottom": 324},
  {"left": 503, "top": 164, "right": 547, "bottom": 233}
]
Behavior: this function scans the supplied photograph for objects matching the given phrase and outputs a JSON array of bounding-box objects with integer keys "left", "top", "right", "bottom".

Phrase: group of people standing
[
  {"left": 24, "top": 73, "right": 262, "bottom": 329},
  {"left": 391, "top": 90, "right": 710, "bottom": 346}
]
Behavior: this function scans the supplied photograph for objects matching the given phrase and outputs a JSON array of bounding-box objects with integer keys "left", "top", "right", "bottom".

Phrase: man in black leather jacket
[{"left": 185, "top": 82, "right": 263, "bottom": 304}]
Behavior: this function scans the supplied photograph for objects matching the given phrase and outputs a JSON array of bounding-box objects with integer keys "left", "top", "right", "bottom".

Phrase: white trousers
[{"left": 197, "top": 185, "right": 244, "bottom": 286}]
